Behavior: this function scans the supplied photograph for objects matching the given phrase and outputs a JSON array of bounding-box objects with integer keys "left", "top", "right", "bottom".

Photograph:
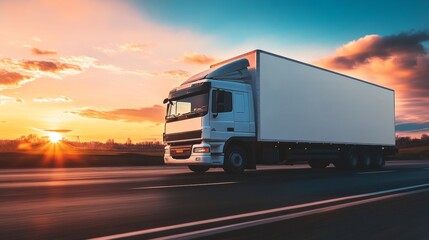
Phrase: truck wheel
[
  {"left": 346, "top": 150, "right": 359, "bottom": 170},
  {"left": 308, "top": 161, "right": 329, "bottom": 169},
  {"left": 359, "top": 150, "right": 372, "bottom": 169},
  {"left": 188, "top": 165, "right": 210, "bottom": 173},
  {"left": 372, "top": 151, "right": 385, "bottom": 170},
  {"left": 223, "top": 145, "right": 247, "bottom": 174},
  {"left": 343, "top": 149, "right": 358, "bottom": 170}
]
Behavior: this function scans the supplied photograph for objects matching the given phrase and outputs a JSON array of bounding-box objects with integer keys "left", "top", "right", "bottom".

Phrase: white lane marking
[
  {"left": 153, "top": 188, "right": 429, "bottom": 240},
  {"left": 132, "top": 181, "right": 238, "bottom": 190},
  {"left": 387, "top": 160, "right": 429, "bottom": 166},
  {"left": 90, "top": 182, "right": 429, "bottom": 240},
  {"left": 358, "top": 170, "right": 394, "bottom": 175}
]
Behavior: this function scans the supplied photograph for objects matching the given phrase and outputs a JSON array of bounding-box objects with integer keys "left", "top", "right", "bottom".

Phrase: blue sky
[{"left": 133, "top": 0, "right": 428, "bottom": 48}]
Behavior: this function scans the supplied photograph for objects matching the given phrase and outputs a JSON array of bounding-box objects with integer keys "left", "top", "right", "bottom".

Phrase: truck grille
[
  {"left": 165, "top": 130, "right": 202, "bottom": 142},
  {"left": 170, "top": 145, "right": 192, "bottom": 159}
]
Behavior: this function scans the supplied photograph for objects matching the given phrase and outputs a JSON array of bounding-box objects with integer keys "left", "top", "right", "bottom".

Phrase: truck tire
[
  {"left": 223, "top": 145, "right": 247, "bottom": 174},
  {"left": 359, "top": 150, "right": 372, "bottom": 169},
  {"left": 188, "top": 165, "right": 210, "bottom": 173},
  {"left": 337, "top": 149, "right": 358, "bottom": 170},
  {"left": 308, "top": 161, "right": 329, "bottom": 169},
  {"left": 345, "top": 150, "right": 359, "bottom": 169},
  {"left": 372, "top": 151, "right": 385, "bottom": 170}
]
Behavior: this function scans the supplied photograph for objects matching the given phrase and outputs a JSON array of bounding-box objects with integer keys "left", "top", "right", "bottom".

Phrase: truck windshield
[{"left": 166, "top": 93, "right": 209, "bottom": 122}]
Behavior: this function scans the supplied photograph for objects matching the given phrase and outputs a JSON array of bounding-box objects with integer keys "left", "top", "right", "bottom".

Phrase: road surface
[{"left": 1, "top": 160, "right": 429, "bottom": 240}]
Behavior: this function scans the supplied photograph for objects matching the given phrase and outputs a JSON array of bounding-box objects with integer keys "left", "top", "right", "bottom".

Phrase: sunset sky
[{"left": 1, "top": 0, "right": 428, "bottom": 142}]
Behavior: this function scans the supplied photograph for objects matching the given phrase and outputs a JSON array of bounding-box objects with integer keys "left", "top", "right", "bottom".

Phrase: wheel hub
[{"left": 230, "top": 152, "right": 243, "bottom": 167}]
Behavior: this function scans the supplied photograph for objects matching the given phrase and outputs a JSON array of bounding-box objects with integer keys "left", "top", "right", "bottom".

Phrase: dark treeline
[{"left": 396, "top": 134, "right": 429, "bottom": 148}]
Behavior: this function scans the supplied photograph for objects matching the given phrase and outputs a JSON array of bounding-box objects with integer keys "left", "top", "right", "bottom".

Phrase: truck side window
[{"left": 212, "top": 90, "right": 232, "bottom": 113}]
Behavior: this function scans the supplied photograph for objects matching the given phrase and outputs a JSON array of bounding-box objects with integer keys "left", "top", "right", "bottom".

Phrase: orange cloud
[
  {"left": 20, "top": 59, "right": 81, "bottom": 72},
  {"left": 183, "top": 52, "right": 217, "bottom": 65},
  {"left": 44, "top": 129, "right": 72, "bottom": 133},
  {"left": 1, "top": 58, "right": 84, "bottom": 74},
  {"left": 33, "top": 96, "right": 72, "bottom": 103},
  {"left": 316, "top": 31, "right": 429, "bottom": 133},
  {"left": 0, "top": 57, "right": 92, "bottom": 89},
  {"left": 0, "top": 70, "right": 35, "bottom": 89},
  {"left": 71, "top": 105, "right": 165, "bottom": 123},
  {"left": 31, "top": 48, "right": 57, "bottom": 55}
]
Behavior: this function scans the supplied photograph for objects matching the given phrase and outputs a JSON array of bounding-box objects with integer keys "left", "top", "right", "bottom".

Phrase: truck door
[
  {"left": 210, "top": 89, "right": 235, "bottom": 139},
  {"left": 233, "top": 92, "right": 250, "bottom": 133}
]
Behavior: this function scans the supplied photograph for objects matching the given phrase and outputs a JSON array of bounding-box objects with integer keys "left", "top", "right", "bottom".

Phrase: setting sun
[{"left": 48, "top": 132, "right": 63, "bottom": 143}]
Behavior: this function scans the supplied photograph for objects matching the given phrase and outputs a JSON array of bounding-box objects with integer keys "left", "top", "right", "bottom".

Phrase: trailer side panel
[{"left": 258, "top": 51, "right": 395, "bottom": 145}]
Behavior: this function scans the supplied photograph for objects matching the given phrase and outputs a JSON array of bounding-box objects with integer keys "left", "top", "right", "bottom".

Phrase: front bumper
[{"left": 164, "top": 143, "right": 224, "bottom": 166}]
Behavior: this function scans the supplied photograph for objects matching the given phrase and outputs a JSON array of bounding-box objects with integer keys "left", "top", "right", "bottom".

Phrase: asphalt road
[{"left": 1, "top": 160, "right": 429, "bottom": 240}]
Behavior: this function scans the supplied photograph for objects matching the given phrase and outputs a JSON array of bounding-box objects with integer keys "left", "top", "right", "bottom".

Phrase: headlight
[{"left": 193, "top": 147, "right": 210, "bottom": 153}]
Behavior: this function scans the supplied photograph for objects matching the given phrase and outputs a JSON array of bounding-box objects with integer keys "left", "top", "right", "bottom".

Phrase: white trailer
[{"left": 163, "top": 50, "right": 397, "bottom": 173}]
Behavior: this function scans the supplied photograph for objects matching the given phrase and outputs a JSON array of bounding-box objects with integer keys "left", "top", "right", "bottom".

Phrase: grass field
[
  {"left": 393, "top": 145, "right": 429, "bottom": 160},
  {"left": 0, "top": 151, "right": 164, "bottom": 168}
]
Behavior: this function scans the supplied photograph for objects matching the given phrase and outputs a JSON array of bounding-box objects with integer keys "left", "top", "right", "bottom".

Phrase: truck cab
[{"left": 163, "top": 59, "right": 255, "bottom": 173}]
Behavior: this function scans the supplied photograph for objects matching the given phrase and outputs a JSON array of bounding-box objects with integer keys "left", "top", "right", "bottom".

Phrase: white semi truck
[{"left": 163, "top": 50, "right": 397, "bottom": 173}]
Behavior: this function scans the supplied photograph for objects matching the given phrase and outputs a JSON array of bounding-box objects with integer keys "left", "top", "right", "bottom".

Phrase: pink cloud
[
  {"left": 183, "top": 52, "right": 217, "bottom": 65},
  {"left": 318, "top": 32, "right": 429, "bottom": 73},
  {"left": 31, "top": 48, "right": 57, "bottom": 55}
]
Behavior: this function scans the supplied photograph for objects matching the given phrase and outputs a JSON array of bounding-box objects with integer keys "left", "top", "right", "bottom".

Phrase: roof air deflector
[{"left": 181, "top": 58, "right": 250, "bottom": 85}]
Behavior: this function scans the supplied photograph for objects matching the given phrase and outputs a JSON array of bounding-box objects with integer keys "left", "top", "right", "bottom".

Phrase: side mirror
[
  {"left": 212, "top": 90, "right": 225, "bottom": 118},
  {"left": 163, "top": 98, "right": 169, "bottom": 104},
  {"left": 212, "top": 91, "right": 218, "bottom": 118}
]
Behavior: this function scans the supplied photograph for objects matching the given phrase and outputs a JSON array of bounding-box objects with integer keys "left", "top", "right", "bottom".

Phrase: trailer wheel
[
  {"left": 308, "top": 161, "right": 330, "bottom": 169},
  {"left": 372, "top": 151, "right": 385, "bottom": 170},
  {"left": 340, "top": 149, "right": 358, "bottom": 170},
  {"left": 188, "top": 165, "right": 210, "bottom": 173},
  {"left": 223, "top": 145, "right": 247, "bottom": 174},
  {"left": 359, "top": 150, "right": 372, "bottom": 169}
]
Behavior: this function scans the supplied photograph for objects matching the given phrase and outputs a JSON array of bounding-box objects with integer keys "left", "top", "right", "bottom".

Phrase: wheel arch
[{"left": 223, "top": 137, "right": 257, "bottom": 169}]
